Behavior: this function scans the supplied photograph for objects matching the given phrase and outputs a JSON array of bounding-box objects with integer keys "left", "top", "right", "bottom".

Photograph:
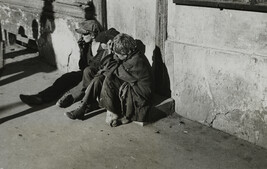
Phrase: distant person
[
  {"left": 19, "top": 19, "right": 102, "bottom": 106},
  {"left": 65, "top": 33, "right": 153, "bottom": 127}
]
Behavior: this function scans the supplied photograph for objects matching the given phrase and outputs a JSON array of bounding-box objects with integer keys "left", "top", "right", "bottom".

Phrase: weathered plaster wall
[
  {"left": 166, "top": 3, "right": 267, "bottom": 148},
  {"left": 0, "top": 1, "right": 86, "bottom": 71},
  {"left": 106, "top": 0, "right": 157, "bottom": 64},
  {"left": 46, "top": 18, "right": 81, "bottom": 71},
  {"left": 1, "top": 0, "right": 157, "bottom": 70},
  {"left": 0, "top": 5, "right": 37, "bottom": 39}
]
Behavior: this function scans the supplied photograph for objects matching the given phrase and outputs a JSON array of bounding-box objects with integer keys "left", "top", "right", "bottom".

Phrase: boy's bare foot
[
  {"left": 106, "top": 111, "right": 132, "bottom": 127},
  {"left": 106, "top": 110, "right": 119, "bottom": 126}
]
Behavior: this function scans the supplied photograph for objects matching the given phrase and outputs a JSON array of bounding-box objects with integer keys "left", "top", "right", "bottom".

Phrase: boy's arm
[
  {"left": 115, "top": 53, "right": 150, "bottom": 86},
  {"left": 78, "top": 39, "right": 88, "bottom": 70},
  {"left": 97, "top": 54, "right": 118, "bottom": 75},
  {"left": 115, "top": 63, "right": 137, "bottom": 86}
]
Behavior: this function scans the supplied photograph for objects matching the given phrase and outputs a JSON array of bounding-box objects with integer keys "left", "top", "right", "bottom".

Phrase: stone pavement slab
[{"left": 0, "top": 47, "right": 267, "bottom": 169}]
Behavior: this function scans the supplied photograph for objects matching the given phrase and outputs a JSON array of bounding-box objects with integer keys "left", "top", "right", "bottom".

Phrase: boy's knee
[
  {"left": 93, "top": 75, "right": 104, "bottom": 83},
  {"left": 83, "top": 67, "right": 92, "bottom": 75},
  {"left": 83, "top": 67, "right": 97, "bottom": 80}
]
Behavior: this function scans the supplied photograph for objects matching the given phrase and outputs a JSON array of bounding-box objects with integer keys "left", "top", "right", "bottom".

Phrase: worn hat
[
  {"left": 75, "top": 20, "right": 102, "bottom": 35},
  {"left": 95, "top": 28, "right": 120, "bottom": 44}
]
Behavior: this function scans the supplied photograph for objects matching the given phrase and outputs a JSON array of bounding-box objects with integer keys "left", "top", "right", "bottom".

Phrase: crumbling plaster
[
  {"left": 0, "top": 2, "right": 83, "bottom": 71},
  {"left": 166, "top": 3, "right": 267, "bottom": 148}
]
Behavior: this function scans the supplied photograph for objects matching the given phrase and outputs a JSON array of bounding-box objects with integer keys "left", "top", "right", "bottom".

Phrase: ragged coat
[{"left": 100, "top": 50, "right": 153, "bottom": 122}]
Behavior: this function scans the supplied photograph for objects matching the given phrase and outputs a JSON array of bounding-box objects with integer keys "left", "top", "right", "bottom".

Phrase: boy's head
[
  {"left": 95, "top": 28, "right": 120, "bottom": 44},
  {"left": 75, "top": 20, "right": 102, "bottom": 42},
  {"left": 113, "top": 33, "right": 137, "bottom": 60}
]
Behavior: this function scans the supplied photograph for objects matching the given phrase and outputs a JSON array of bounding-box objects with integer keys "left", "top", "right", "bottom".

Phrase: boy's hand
[{"left": 107, "top": 40, "right": 113, "bottom": 54}]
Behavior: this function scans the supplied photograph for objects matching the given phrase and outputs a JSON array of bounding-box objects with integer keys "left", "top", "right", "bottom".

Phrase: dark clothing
[
  {"left": 78, "top": 41, "right": 89, "bottom": 70},
  {"left": 82, "top": 66, "right": 98, "bottom": 89},
  {"left": 78, "top": 40, "right": 94, "bottom": 70},
  {"left": 62, "top": 45, "right": 109, "bottom": 101},
  {"left": 82, "top": 74, "right": 105, "bottom": 105},
  {"left": 99, "top": 74, "right": 123, "bottom": 115},
  {"left": 102, "top": 50, "right": 153, "bottom": 122},
  {"left": 37, "top": 40, "right": 98, "bottom": 102},
  {"left": 82, "top": 45, "right": 108, "bottom": 88},
  {"left": 38, "top": 71, "right": 83, "bottom": 102},
  {"left": 83, "top": 50, "right": 153, "bottom": 122}
]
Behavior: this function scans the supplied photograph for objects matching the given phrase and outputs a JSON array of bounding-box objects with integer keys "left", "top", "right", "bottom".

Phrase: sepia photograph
[{"left": 0, "top": 0, "right": 267, "bottom": 168}]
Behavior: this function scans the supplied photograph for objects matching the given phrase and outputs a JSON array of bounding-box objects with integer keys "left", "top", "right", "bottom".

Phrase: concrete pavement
[{"left": 0, "top": 45, "right": 267, "bottom": 169}]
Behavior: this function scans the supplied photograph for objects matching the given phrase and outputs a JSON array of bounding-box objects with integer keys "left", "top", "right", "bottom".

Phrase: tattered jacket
[{"left": 102, "top": 50, "right": 153, "bottom": 122}]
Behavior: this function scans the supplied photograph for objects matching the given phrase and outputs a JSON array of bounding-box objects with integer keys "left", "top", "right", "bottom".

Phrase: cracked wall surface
[
  {"left": 0, "top": 2, "right": 86, "bottom": 72},
  {"left": 166, "top": 3, "right": 267, "bottom": 148}
]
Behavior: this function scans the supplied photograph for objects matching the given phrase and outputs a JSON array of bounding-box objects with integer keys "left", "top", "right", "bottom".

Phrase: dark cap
[
  {"left": 95, "top": 28, "right": 120, "bottom": 44},
  {"left": 75, "top": 20, "right": 102, "bottom": 35}
]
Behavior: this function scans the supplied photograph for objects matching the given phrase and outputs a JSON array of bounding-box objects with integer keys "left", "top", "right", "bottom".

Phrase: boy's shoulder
[{"left": 125, "top": 50, "right": 151, "bottom": 68}]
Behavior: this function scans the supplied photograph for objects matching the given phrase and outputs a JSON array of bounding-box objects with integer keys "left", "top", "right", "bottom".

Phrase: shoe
[
  {"left": 56, "top": 93, "right": 74, "bottom": 108},
  {"left": 65, "top": 103, "right": 99, "bottom": 120},
  {"left": 65, "top": 106, "right": 85, "bottom": 120},
  {"left": 19, "top": 94, "right": 43, "bottom": 106}
]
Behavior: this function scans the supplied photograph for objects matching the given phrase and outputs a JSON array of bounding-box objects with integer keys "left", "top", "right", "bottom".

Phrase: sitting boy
[
  {"left": 19, "top": 20, "right": 103, "bottom": 106},
  {"left": 65, "top": 33, "right": 153, "bottom": 127},
  {"left": 56, "top": 28, "right": 120, "bottom": 108}
]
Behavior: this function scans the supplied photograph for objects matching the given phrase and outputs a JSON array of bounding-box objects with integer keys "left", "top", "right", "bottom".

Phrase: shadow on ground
[
  {"left": 0, "top": 102, "right": 56, "bottom": 125},
  {"left": 0, "top": 44, "right": 58, "bottom": 123},
  {"left": 0, "top": 50, "right": 56, "bottom": 86}
]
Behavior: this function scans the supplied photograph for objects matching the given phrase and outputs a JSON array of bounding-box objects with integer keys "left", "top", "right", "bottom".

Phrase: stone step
[
  {"left": 88, "top": 94, "right": 175, "bottom": 127},
  {"left": 134, "top": 94, "right": 175, "bottom": 126}
]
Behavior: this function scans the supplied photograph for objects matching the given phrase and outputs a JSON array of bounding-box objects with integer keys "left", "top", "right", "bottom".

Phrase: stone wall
[
  {"left": 106, "top": 0, "right": 157, "bottom": 64},
  {"left": 0, "top": 0, "right": 157, "bottom": 71},
  {"left": 166, "top": 3, "right": 267, "bottom": 148},
  {"left": 0, "top": 0, "right": 102, "bottom": 71}
]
